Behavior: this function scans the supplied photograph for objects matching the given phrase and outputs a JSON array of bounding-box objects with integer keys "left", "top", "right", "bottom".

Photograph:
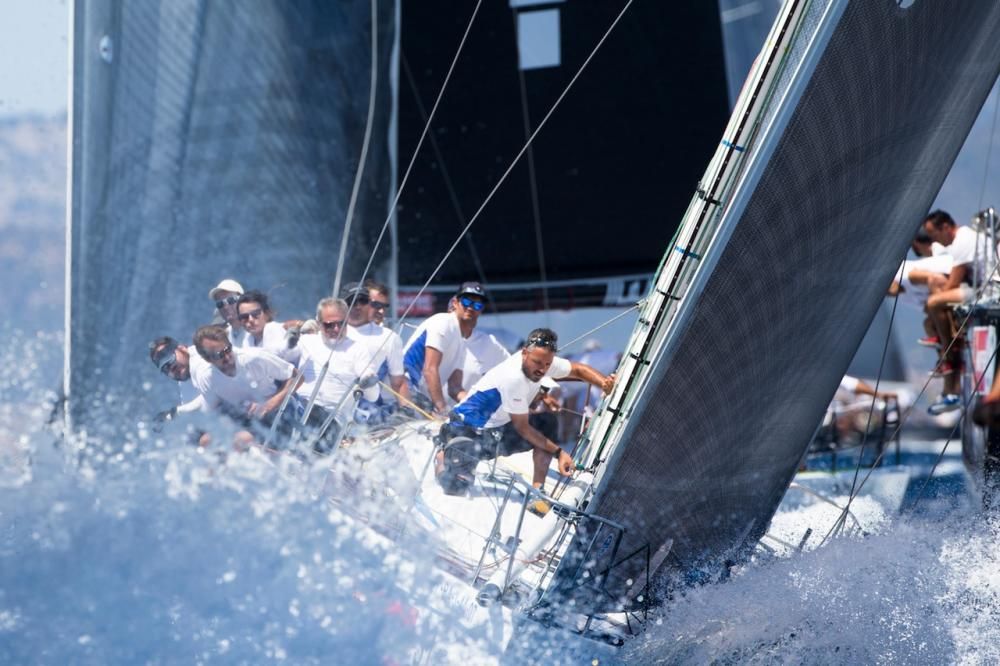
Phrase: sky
[{"left": 0, "top": 0, "right": 68, "bottom": 117}]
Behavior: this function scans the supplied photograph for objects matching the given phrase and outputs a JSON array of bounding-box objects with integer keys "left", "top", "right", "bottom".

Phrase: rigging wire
[
  {"left": 332, "top": 0, "right": 379, "bottom": 298},
  {"left": 903, "top": 342, "right": 999, "bottom": 514},
  {"left": 399, "top": 53, "right": 502, "bottom": 321},
  {"left": 825, "top": 254, "right": 906, "bottom": 538},
  {"left": 296, "top": 0, "right": 484, "bottom": 427},
  {"left": 559, "top": 302, "right": 643, "bottom": 353},
  {"left": 388, "top": 0, "right": 635, "bottom": 331},
  {"left": 820, "top": 258, "right": 1000, "bottom": 544},
  {"left": 320, "top": 0, "right": 636, "bottom": 409},
  {"left": 510, "top": 7, "right": 551, "bottom": 317},
  {"left": 352, "top": 0, "right": 484, "bottom": 300}
]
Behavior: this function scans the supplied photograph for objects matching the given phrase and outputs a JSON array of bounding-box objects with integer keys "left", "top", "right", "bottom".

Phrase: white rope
[{"left": 332, "top": 0, "right": 379, "bottom": 298}]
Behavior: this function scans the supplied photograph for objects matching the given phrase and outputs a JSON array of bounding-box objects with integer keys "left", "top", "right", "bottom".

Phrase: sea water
[{"left": 2, "top": 330, "right": 999, "bottom": 664}]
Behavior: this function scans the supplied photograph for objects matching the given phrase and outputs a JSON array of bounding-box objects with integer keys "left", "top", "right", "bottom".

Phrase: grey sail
[
  {"left": 550, "top": 0, "right": 1000, "bottom": 606},
  {"left": 66, "top": 1, "right": 398, "bottom": 429}
]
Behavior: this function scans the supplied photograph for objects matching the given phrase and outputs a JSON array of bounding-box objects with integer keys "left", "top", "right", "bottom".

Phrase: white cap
[{"left": 208, "top": 279, "right": 244, "bottom": 301}]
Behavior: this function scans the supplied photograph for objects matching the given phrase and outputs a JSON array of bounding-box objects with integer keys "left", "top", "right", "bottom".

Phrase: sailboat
[{"left": 64, "top": 0, "right": 1000, "bottom": 652}]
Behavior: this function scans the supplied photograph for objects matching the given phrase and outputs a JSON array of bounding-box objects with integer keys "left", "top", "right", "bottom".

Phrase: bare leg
[{"left": 531, "top": 448, "right": 554, "bottom": 489}]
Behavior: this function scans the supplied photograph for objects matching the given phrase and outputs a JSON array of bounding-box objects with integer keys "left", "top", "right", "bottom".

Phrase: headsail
[{"left": 552, "top": 0, "right": 1000, "bottom": 604}]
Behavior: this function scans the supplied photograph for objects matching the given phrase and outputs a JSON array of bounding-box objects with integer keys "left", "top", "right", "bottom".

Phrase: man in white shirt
[
  {"left": 209, "top": 278, "right": 248, "bottom": 347},
  {"left": 440, "top": 328, "right": 614, "bottom": 495},
  {"left": 462, "top": 329, "right": 511, "bottom": 391},
  {"left": 148, "top": 336, "right": 211, "bottom": 445},
  {"left": 340, "top": 283, "right": 409, "bottom": 421},
  {"left": 888, "top": 229, "right": 952, "bottom": 311},
  {"left": 191, "top": 325, "right": 297, "bottom": 430},
  {"left": 236, "top": 290, "right": 301, "bottom": 365},
  {"left": 924, "top": 210, "right": 983, "bottom": 413},
  {"left": 402, "top": 281, "right": 485, "bottom": 415},
  {"left": 294, "top": 298, "right": 380, "bottom": 432}
]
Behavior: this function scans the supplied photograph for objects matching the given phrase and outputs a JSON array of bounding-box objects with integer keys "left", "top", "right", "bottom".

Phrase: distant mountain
[{"left": 0, "top": 114, "right": 66, "bottom": 332}]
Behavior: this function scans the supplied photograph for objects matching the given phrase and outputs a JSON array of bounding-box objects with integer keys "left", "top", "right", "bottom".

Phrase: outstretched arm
[{"left": 566, "top": 362, "right": 615, "bottom": 395}]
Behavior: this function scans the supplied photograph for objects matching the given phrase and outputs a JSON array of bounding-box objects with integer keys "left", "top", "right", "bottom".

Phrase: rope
[
  {"left": 332, "top": 0, "right": 379, "bottom": 298},
  {"left": 377, "top": 380, "right": 440, "bottom": 421}
]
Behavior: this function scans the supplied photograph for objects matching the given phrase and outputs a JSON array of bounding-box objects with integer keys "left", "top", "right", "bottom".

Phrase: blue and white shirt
[
  {"left": 402, "top": 313, "right": 469, "bottom": 391},
  {"left": 452, "top": 353, "right": 572, "bottom": 429}
]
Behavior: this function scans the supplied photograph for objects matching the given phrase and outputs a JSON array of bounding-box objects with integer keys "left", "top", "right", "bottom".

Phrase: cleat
[{"left": 928, "top": 394, "right": 961, "bottom": 415}]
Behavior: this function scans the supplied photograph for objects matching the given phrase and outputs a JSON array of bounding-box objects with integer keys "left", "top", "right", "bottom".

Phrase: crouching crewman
[{"left": 437, "top": 328, "right": 614, "bottom": 496}]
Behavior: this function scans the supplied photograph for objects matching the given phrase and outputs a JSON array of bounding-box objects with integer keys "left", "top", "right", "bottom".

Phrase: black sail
[{"left": 550, "top": 0, "right": 1000, "bottom": 607}]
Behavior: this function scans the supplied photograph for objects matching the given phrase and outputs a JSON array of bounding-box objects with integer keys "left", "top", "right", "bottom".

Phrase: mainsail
[
  {"left": 552, "top": 0, "right": 1000, "bottom": 603},
  {"left": 66, "top": 1, "right": 398, "bottom": 428}
]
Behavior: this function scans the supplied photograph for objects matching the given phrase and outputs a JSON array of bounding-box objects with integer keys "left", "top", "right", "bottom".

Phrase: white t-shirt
[
  {"left": 295, "top": 334, "right": 379, "bottom": 411},
  {"left": 241, "top": 321, "right": 301, "bottom": 365},
  {"left": 452, "top": 353, "right": 572, "bottom": 429},
  {"left": 893, "top": 254, "right": 953, "bottom": 309},
  {"left": 462, "top": 330, "right": 511, "bottom": 391},
  {"left": 402, "top": 313, "right": 469, "bottom": 391},
  {"left": 348, "top": 322, "right": 405, "bottom": 402},
  {"left": 947, "top": 226, "right": 983, "bottom": 282},
  {"left": 191, "top": 347, "right": 294, "bottom": 413}
]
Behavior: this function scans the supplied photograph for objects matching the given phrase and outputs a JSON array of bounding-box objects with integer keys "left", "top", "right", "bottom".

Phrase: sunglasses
[
  {"left": 321, "top": 319, "right": 346, "bottom": 331},
  {"left": 526, "top": 334, "right": 557, "bottom": 351},
  {"left": 459, "top": 296, "right": 485, "bottom": 312},
  {"left": 154, "top": 350, "right": 178, "bottom": 375},
  {"left": 215, "top": 295, "right": 240, "bottom": 309},
  {"left": 238, "top": 307, "right": 264, "bottom": 321},
  {"left": 369, "top": 300, "right": 389, "bottom": 311},
  {"left": 204, "top": 344, "right": 232, "bottom": 361}
]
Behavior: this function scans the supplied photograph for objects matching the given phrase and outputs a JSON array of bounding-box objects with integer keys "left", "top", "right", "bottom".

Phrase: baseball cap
[
  {"left": 456, "top": 281, "right": 486, "bottom": 299},
  {"left": 339, "top": 281, "right": 367, "bottom": 300},
  {"left": 208, "top": 279, "right": 244, "bottom": 301}
]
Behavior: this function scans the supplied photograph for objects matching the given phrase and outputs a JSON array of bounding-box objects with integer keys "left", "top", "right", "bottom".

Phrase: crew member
[
  {"left": 439, "top": 328, "right": 614, "bottom": 496},
  {"left": 402, "top": 282, "right": 485, "bottom": 414}
]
